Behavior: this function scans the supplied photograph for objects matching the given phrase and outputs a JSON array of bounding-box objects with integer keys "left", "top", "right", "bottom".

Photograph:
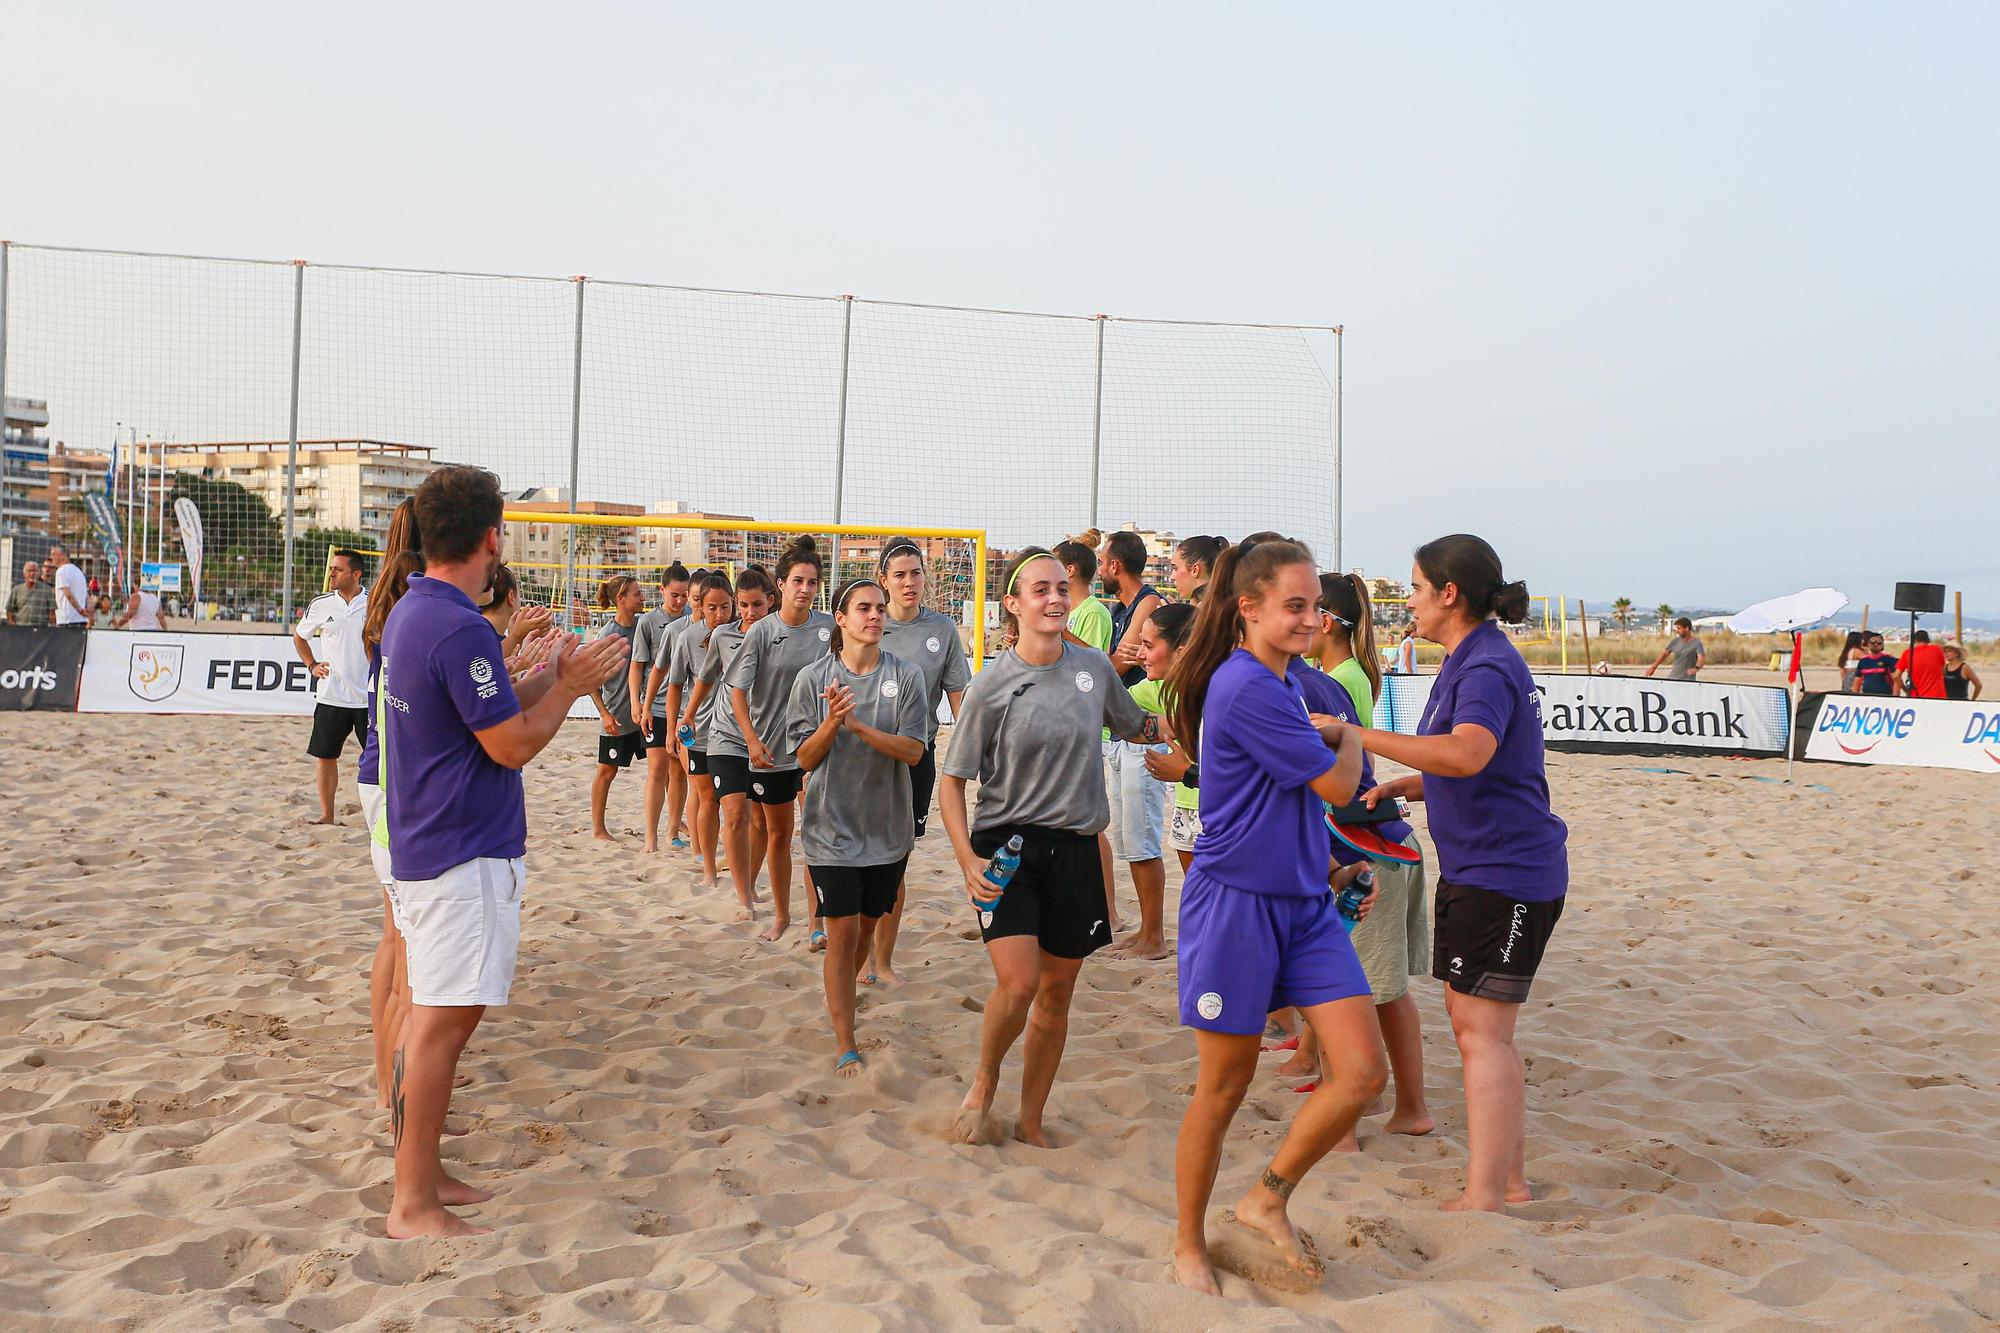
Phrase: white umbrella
[
  {"left": 1726, "top": 586, "right": 1848, "bottom": 783},
  {"left": 1727, "top": 586, "right": 1848, "bottom": 634}
]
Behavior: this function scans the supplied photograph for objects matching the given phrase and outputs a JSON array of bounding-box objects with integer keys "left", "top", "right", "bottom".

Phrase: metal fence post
[
  {"left": 281, "top": 259, "right": 306, "bottom": 622},
  {"left": 1089, "top": 313, "right": 1105, "bottom": 530},
  {"left": 565, "top": 276, "right": 586, "bottom": 624},
  {"left": 830, "top": 294, "right": 854, "bottom": 587},
  {"left": 0, "top": 243, "right": 9, "bottom": 492},
  {"left": 1330, "top": 324, "right": 1343, "bottom": 572}
]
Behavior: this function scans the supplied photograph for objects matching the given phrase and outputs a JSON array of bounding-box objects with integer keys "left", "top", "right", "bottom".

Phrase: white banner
[
  {"left": 1379, "top": 671, "right": 1791, "bottom": 757},
  {"left": 1803, "top": 695, "right": 2000, "bottom": 774},
  {"left": 174, "top": 497, "right": 205, "bottom": 608},
  {"left": 80, "top": 629, "right": 604, "bottom": 720}
]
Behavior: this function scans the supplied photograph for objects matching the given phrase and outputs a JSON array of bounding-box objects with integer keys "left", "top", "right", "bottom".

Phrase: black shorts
[
  {"left": 708, "top": 754, "right": 802, "bottom": 805},
  {"left": 1432, "top": 878, "right": 1564, "bottom": 1003},
  {"left": 645, "top": 715, "right": 673, "bottom": 749},
  {"left": 307, "top": 703, "right": 369, "bottom": 759},
  {"left": 686, "top": 747, "right": 710, "bottom": 776},
  {"left": 910, "top": 741, "right": 938, "bottom": 838},
  {"left": 598, "top": 730, "right": 646, "bottom": 768},
  {"left": 809, "top": 860, "right": 909, "bottom": 919},
  {"left": 969, "top": 825, "right": 1110, "bottom": 960}
]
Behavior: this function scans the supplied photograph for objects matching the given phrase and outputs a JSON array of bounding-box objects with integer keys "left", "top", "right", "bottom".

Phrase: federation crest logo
[
  {"left": 817, "top": 627, "right": 831, "bottom": 643},
  {"left": 1074, "top": 671, "right": 1095, "bottom": 694},
  {"left": 926, "top": 636, "right": 941, "bottom": 654},
  {"left": 881, "top": 679, "right": 900, "bottom": 698},
  {"left": 469, "top": 657, "right": 495, "bottom": 686},
  {"left": 1196, "top": 992, "right": 1223, "bottom": 1021},
  {"left": 128, "top": 644, "right": 184, "bottom": 702},
  {"left": 752, "top": 782, "right": 766, "bottom": 797}
]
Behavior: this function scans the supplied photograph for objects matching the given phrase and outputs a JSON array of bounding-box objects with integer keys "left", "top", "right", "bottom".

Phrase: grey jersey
[
  {"left": 631, "top": 606, "right": 688, "bottom": 717},
  {"left": 877, "top": 608, "right": 971, "bottom": 739},
  {"left": 720, "top": 609, "right": 834, "bottom": 769},
  {"left": 785, "top": 652, "right": 929, "bottom": 866},
  {"left": 940, "top": 643, "right": 1146, "bottom": 835},
  {"left": 694, "top": 622, "right": 752, "bottom": 752},
  {"left": 595, "top": 620, "right": 642, "bottom": 734}
]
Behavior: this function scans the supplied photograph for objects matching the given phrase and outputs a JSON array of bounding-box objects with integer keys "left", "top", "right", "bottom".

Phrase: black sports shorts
[
  {"left": 968, "top": 825, "right": 1109, "bottom": 961},
  {"left": 308, "top": 703, "right": 368, "bottom": 760},
  {"left": 810, "top": 860, "right": 909, "bottom": 919},
  {"left": 708, "top": 754, "right": 802, "bottom": 805},
  {"left": 1432, "top": 878, "right": 1564, "bottom": 1003}
]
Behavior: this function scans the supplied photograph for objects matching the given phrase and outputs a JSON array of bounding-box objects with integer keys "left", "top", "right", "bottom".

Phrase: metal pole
[
  {"left": 1089, "top": 314, "right": 1105, "bottom": 530},
  {"left": 830, "top": 295, "right": 854, "bottom": 592},
  {"left": 0, "top": 243, "right": 9, "bottom": 519},
  {"left": 281, "top": 259, "right": 305, "bottom": 623},
  {"left": 566, "top": 276, "right": 586, "bottom": 626},
  {"left": 1331, "top": 325, "right": 1344, "bottom": 572}
]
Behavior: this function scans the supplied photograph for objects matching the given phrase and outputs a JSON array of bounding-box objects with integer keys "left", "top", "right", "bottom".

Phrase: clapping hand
[{"left": 824, "top": 683, "right": 858, "bottom": 730}]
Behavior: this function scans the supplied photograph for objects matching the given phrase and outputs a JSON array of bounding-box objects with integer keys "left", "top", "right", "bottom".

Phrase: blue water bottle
[
  {"left": 1336, "top": 867, "right": 1374, "bottom": 933},
  {"left": 677, "top": 722, "right": 695, "bottom": 747},
  {"left": 973, "top": 835, "right": 1024, "bottom": 911}
]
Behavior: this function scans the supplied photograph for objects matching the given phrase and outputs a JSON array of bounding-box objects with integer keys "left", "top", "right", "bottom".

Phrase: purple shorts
[{"left": 1177, "top": 866, "right": 1372, "bottom": 1034}]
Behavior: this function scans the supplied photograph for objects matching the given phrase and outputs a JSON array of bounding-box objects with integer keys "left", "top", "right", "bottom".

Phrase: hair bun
[
  {"left": 788, "top": 535, "right": 818, "bottom": 553},
  {"left": 1494, "top": 579, "right": 1532, "bottom": 625}
]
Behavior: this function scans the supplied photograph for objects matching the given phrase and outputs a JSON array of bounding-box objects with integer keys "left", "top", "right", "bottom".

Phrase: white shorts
[
  {"left": 1168, "top": 804, "right": 1202, "bottom": 854},
  {"left": 394, "top": 856, "right": 525, "bottom": 1008},
  {"left": 356, "top": 782, "right": 394, "bottom": 888}
]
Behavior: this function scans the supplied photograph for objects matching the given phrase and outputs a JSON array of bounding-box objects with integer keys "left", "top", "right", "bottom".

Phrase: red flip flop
[{"left": 1261, "top": 1035, "right": 1301, "bottom": 1054}]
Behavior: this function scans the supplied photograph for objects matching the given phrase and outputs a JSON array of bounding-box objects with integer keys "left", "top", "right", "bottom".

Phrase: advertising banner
[
  {"left": 140, "top": 562, "right": 184, "bottom": 594},
  {"left": 0, "top": 626, "right": 88, "bottom": 711},
  {"left": 1798, "top": 693, "right": 2000, "bottom": 774},
  {"left": 1379, "top": 671, "right": 1791, "bottom": 758},
  {"left": 85, "top": 493, "right": 125, "bottom": 589},
  {"left": 174, "top": 498, "right": 205, "bottom": 607}
]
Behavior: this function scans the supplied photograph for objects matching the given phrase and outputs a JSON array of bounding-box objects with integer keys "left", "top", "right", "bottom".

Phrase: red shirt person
[{"left": 1897, "top": 631, "right": 1947, "bottom": 699}]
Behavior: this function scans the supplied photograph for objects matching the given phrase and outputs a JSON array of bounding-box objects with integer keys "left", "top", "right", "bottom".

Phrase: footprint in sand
[{"left": 1206, "top": 1209, "right": 1324, "bottom": 1294}]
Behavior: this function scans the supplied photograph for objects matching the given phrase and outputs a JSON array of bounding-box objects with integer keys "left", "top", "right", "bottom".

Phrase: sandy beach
[{"left": 2, "top": 712, "right": 1994, "bottom": 1330}]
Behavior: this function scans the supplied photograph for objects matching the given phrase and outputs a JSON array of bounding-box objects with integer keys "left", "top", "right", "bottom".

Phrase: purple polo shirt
[
  {"left": 1191, "top": 650, "right": 1336, "bottom": 898},
  {"left": 1293, "top": 660, "right": 1413, "bottom": 858},
  {"left": 1418, "top": 619, "right": 1568, "bottom": 901},
  {"left": 380, "top": 575, "right": 526, "bottom": 881},
  {"left": 358, "top": 645, "right": 381, "bottom": 787}
]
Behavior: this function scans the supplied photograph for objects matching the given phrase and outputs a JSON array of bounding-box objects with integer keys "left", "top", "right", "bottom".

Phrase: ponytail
[
  {"left": 1413, "top": 534, "right": 1530, "bottom": 624},
  {"left": 595, "top": 573, "right": 637, "bottom": 610},
  {"left": 1166, "top": 537, "right": 1315, "bottom": 758},
  {"left": 1316, "top": 572, "right": 1381, "bottom": 700},
  {"left": 364, "top": 548, "right": 425, "bottom": 651}
]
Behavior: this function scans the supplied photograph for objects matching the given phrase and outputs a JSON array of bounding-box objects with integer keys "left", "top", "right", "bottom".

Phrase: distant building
[
  {"left": 1113, "top": 522, "right": 1178, "bottom": 591},
  {"left": 151, "top": 439, "right": 444, "bottom": 548},
  {"left": 3, "top": 398, "right": 116, "bottom": 581},
  {"left": 2, "top": 396, "right": 55, "bottom": 537}
]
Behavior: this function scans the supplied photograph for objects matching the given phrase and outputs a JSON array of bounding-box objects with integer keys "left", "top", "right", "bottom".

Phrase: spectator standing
[
  {"left": 1646, "top": 618, "right": 1706, "bottom": 681},
  {"left": 294, "top": 549, "right": 372, "bottom": 824},
  {"left": 1837, "top": 631, "right": 1865, "bottom": 692},
  {"left": 1392, "top": 625, "right": 1419, "bottom": 675},
  {"left": 1897, "top": 630, "right": 1947, "bottom": 700},
  {"left": 48, "top": 546, "right": 91, "bottom": 629},
  {"left": 6, "top": 563, "right": 54, "bottom": 626},
  {"left": 1102, "top": 530, "right": 1164, "bottom": 686},
  {"left": 1852, "top": 634, "right": 1898, "bottom": 696},
  {"left": 115, "top": 583, "right": 166, "bottom": 630},
  {"left": 91, "top": 594, "right": 117, "bottom": 628},
  {"left": 1941, "top": 644, "right": 1981, "bottom": 700}
]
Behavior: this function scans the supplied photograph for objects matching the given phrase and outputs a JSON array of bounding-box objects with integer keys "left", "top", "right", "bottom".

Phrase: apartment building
[{"left": 151, "top": 439, "right": 443, "bottom": 548}]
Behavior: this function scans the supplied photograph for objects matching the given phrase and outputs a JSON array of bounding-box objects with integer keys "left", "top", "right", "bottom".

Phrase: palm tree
[
  {"left": 1656, "top": 602, "right": 1673, "bottom": 631},
  {"left": 1612, "top": 597, "right": 1634, "bottom": 632}
]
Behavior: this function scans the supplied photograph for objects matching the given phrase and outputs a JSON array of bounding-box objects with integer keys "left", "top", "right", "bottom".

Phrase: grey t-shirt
[
  {"left": 1666, "top": 636, "right": 1704, "bottom": 680},
  {"left": 878, "top": 608, "right": 971, "bottom": 740},
  {"left": 784, "top": 652, "right": 929, "bottom": 866},
  {"left": 595, "top": 619, "right": 642, "bottom": 734},
  {"left": 631, "top": 606, "right": 688, "bottom": 717},
  {"left": 721, "top": 609, "right": 834, "bottom": 769},
  {"left": 693, "top": 622, "right": 750, "bottom": 752},
  {"left": 940, "top": 643, "right": 1147, "bottom": 836}
]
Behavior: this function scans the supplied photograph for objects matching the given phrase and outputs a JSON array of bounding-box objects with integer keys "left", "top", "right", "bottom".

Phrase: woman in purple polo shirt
[
  {"left": 1356, "top": 533, "right": 1568, "bottom": 1214},
  {"left": 1164, "top": 536, "right": 1385, "bottom": 1297}
]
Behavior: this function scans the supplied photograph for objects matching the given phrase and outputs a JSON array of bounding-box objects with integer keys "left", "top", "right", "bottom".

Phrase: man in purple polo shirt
[{"left": 380, "top": 465, "right": 627, "bottom": 1239}]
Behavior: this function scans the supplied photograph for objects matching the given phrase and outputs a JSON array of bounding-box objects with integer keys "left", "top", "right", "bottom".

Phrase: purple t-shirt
[
  {"left": 380, "top": 575, "right": 526, "bottom": 881},
  {"left": 1418, "top": 620, "right": 1568, "bottom": 901},
  {"left": 1191, "top": 649, "right": 1336, "bottom": 898},
  {"left": 1293, "top": 660, "right": 1413, "bottom": 860},
  {"left": 358, "top": 644, "right": 381, "bottom": 787}
]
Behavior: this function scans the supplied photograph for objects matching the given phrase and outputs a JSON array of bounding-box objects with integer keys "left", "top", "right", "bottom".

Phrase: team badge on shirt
[
  {"left": 1074, "top": 671, "right": 1095, "bottom": 694},
  {"left": 817, "top": 627, "right": 831, "bottom": 642},
  {"left": 469, "top": 657, "right": 499, "bottom": 700},
  {"left": 881, "top": 679, "right": 900, "bottom": 698},
  {"left": 1196, "top": 991, "right": 1223, "bottom": 1021},
  {"left": 926, "top": 636, "right": 941, "bottom": 653}
]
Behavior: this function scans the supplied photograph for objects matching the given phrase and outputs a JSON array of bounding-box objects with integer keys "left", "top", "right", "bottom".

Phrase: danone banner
[
  {"left": 1798, "top": 694, "right": 2000, "bottom": 774},
  {"left": 1379, "top": 672, "right": 1791, "bottom": 758},
  {"left": 79, "top": 629, "right": 603, "bottom": 719}
]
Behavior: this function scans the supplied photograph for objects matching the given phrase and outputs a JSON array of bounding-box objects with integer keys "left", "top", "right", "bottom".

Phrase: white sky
[{"left": 8, "top": 1, "right": 1995, "bottom": 613}]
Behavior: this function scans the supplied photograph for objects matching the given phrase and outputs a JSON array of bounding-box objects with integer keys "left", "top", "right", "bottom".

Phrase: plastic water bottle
[
  {"left": 1336, "top": 867, "right": 1374, "bottom": 933},
  {"left": 973, "top": 835, "right": 1024, "bottom": 911},
  {"left": 677, "top": 723, "right": 695, "bottom": 747}
]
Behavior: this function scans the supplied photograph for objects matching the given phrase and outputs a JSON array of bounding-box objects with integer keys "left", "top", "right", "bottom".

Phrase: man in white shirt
[
  {"left": 49, "top": 546, "right": 91, "bottom": 629},
  {"left": 294, "top": 548, "right": 371, "bottom": 824}
]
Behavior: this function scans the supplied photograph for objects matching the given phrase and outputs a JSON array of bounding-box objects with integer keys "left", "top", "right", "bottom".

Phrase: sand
[{"left": 1, "top": 712, "right": 1995, "bottom": 1331}]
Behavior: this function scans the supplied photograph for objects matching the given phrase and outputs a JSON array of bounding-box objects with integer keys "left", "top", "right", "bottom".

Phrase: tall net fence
[{"left": 0, "top": 242, "right": 1336, "bottom": 623}]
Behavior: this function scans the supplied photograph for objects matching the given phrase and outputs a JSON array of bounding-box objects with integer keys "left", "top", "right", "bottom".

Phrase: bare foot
[
  {"left": 643, "top": 841, "right": 658, "bottom": 855},
  {"left": 1124, "top": 938, "right": 1172, "bottom": 961},
  {"left": 437, "top": 1174, "right": 493, "bottom": 1206},
  {"left": 386, "top": 1202, "right": 492, "bottom": 1239},
  {"left": 1232, "top": 1183, "right": 1316, "bottom": 1277},
  {"left": 453, "top": 1073, "right": 473, "bottom": 1090},
  {"left": 310, "top": 815, "right": 336, "bottom": 826},
  {"left": 1173, "top": 1245, "right": 1223, "bottom": 1296},
  {"left": 1507, "top": 1181, "right": 1535, "bottom": 1204},
  {"left": 949, "top": 1075, "right": 1001, "bottom": 1145},
  {"left": 1385, "top": 1109, "right": 1436, "bottom": 1136},
  {"left": 1274, "top": 1054, "right": 1318, "bottom": 1080},
  {"left": 1013, "top": 1121, "right": 1054, "bottom": 1149},
  {"left": 703, "top": 873, "right": 721, "bottom": 889},
  {"left": 759, "top": 918, "right": 791, "bottom": 943},
  {"left": 592, "top": 830, "right": 615, "bottom": 842},
  {"left": 869, "top": 967, "right": 902, "bottom": 988},
  {"left": 1441, "top": 1193, "right": 1508, "bottom": 1213},
  {"left": 1333, "top": 1132, "right": 1360, "bottom": 1154},
  {"left": 732, "top": 906, "right": 754, "bottom": 923}
]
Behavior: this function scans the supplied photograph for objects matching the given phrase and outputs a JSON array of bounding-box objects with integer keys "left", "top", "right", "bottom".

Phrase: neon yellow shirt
[{"left": 1068, "top": 596, "right": 1113, "bottom": 652}]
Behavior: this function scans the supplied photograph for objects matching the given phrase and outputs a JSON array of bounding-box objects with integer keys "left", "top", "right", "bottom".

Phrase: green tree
[
  {"left": 1612, "top": 597, "right": 1634, "bottom": 632},
  {"left": 296, "top": 526, "right": 375, "bottom": 583},
  {"left": 1656, "top": 602, "right": 1674, "bottom": 631}
]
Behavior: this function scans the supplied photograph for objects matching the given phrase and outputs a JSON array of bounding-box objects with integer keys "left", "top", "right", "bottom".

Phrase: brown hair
[
  {"left": 1318, "top": 571, "right": 1381, "bottom": 701},
  {"left": 363, "top": 497, "right": 423, "bottom": 650},
  {"left": 483, "top": 563, "right": 518, "bottom": 611},
  {"left": 999, "top": 547, "right": 1060, "bottom": 641},
  {"left": 829, "top": 578, "right": 885, "bottom": 654},
  {"left": 776, "top": 535, "right": 823, "bottom": 583},
  {"left": 595, "top": 573, "right": 638, "bottom": 609},
  {"left": 413, "top": 466, "right": 502, "bottom": 565},
  {"left": 1166, "top": 537, "right": 1316, "bottom": 758},
  {"left": 1175, "top": 534, "right": 1228, "bottom": 577},
  {"left": 1413, "top": 533, "right": 1530, "bottom": 624}
]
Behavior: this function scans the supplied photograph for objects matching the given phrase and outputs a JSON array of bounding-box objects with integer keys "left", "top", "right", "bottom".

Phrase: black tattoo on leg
[
  {"left": 1261, "top": 1166, "right": 1296, "bottom": 1200},
  {"left": 390, "top": 1047, "right": 407, "bottom": 1150}
]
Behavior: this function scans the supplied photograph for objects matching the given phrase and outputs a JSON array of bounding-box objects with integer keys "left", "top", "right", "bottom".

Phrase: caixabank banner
[
  {"left": 0, "top": 627, "right": 88, "bottom": 711},
  {"left": 1378, "top": 672, "right": 1791, "bottom": 757},
  {"left": 1797, "top": 694, "right": 2000, "bottom": 774}
]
